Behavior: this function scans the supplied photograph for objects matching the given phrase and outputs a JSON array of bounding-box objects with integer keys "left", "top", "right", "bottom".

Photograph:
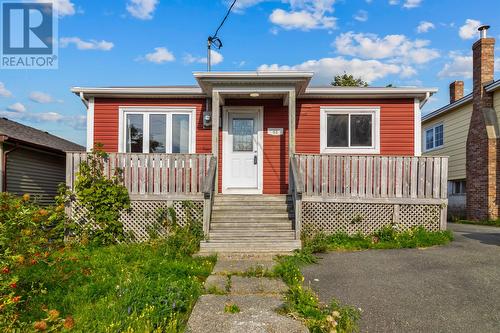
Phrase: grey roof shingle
[{"left": 0, "top": 117, "right": 84, "bottom": 152}]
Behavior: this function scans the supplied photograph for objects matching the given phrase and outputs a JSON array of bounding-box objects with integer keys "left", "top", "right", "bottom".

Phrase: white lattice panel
[
  {"left": 70, "top": 199, "right": 204, "bottom": 242},
  {"left": 301, "top": 202, "right": 441, "bottom": 236}
]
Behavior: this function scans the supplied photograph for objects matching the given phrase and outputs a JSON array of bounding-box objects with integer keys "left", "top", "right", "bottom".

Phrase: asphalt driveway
[{"left": 302, "top": 223, "right": 500, "bottom": 333}]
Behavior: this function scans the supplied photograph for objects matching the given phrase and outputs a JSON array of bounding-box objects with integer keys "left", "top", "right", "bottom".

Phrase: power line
[{"left": 207, "top": 0, "right": 237, "bottom": 71}]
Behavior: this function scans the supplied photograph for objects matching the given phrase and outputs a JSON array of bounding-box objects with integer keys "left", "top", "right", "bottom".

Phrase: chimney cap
[{"left": 478, "top": 25, "right": 490, "bottom": 31}]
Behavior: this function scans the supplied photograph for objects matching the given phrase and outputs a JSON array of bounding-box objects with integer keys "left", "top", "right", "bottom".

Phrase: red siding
[
  {"left": 93, "top": 98, "right": 210, "bottom": 153},
  {"left": 296, "top": 99, "right": 415, "bottom": 155},
  {"left": 93, "top": 97, "right": 415, "bottom": 196}
]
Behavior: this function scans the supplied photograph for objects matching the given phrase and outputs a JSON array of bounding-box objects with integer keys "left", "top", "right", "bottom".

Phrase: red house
[{"left": 69, "top": 72, "right": 447, "bottom": 253}]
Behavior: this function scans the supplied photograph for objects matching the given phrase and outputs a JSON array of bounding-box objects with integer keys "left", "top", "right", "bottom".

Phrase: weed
[{"left": 224, "top": 302, "right": 240, "bottom": 314}]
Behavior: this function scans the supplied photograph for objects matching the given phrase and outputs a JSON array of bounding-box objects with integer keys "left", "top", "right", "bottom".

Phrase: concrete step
[
  {"left": 214, "top": 195, "right": 291, "bottom": 203},
  {"left": 211, "top": 224, "right": 293, "bottom": 231},
  {"left": 199, "top": 240, "right": 301, "bottom": 254},
  {"left": 212, "top": 205, "right": 290, "bottom": 211},
  {"left": 212, "top": 212, "right": 293, "bottom": 218},
  {"left": 209, "top": 230, "right": 295, "bottom": 239}
]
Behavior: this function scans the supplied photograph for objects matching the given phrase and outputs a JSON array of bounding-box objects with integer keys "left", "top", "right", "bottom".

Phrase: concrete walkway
[
  {"left": 186, "top": 257, "right": 308, "bottom": 333},
  {"left": 302, "top": 223, "right": 500, "bottom": 333}
]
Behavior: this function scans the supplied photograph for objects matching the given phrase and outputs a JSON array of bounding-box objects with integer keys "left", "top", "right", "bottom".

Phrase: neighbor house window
[
  {"left": 450, "top": 180, "right": 466, "bottom": 195},
  {"left": 425, "top": 124, "right": 444, "bottom": 151},
  {"left": 320, "top": 107, "right": 380, "bottom": 154},
  {"left": 120, "top": 107, "right": 195, "bottom": 154}
]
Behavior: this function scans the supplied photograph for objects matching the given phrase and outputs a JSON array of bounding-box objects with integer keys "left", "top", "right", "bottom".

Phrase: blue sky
[{"left": 1, "top": 0, "right": 499, "bottom": 146}]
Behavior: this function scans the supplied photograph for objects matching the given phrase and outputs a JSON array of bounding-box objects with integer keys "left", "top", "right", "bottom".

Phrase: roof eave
[
  {"left": 485, "top": 79, "right": 500, "bottom": 93},
  {"left": 71, "top": 87, "right": 206, "bottom": 98},
  {"left": 301, "top": 87, "right": 438, "bottom": 100},
  {"left": 422, "top": 94, "right": 473, "bottom": 122}
]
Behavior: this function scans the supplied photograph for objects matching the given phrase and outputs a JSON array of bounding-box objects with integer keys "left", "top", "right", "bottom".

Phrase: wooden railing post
[
  {"left": 202, "top": 156, "right": 217, "bottom": 238},
  {"left": 290, "top": 155, "right": 304, "bottom": 240}
]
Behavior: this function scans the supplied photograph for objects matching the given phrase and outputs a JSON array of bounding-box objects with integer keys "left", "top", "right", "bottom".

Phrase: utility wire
[{"left": 213, "top": 0, "right": 237, "bottom": 39}]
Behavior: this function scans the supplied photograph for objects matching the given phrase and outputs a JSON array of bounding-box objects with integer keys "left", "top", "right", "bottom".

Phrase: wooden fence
[
  {"left": 291, "top": 154, "right": 448, "bottom": 200},
  {"left": 66, "top": 152, "right": 213, "bottom": 197}
]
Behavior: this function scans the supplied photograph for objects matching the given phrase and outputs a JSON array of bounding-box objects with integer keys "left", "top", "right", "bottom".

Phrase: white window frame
[
  {"left": 118, "top": 106, "right": 196, "bottom": 154},
  {"left": 423, "top": 123, "right": 444, "bottom": 152},
  {"left": 320, "top": 106, "right": 380, "bottom": 154}
]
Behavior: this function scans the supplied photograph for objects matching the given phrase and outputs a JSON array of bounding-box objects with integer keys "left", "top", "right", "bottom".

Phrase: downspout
[
  {"left": 79, "top": 92, "right": 89, "bottom": 108},
  {"left": 420, "top": 91, "right": 431, "bottom": 108},
  {"left": 0, "top": 137, "right": 19, "bottom": 192}
]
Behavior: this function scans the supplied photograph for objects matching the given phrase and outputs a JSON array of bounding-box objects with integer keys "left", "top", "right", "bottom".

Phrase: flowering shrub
[{"left": 0, "top": 192, "right": 66, "bottom": 330}]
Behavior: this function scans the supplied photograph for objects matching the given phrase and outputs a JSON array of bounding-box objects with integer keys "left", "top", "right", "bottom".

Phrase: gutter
[{"left": 485, "top": 79, "right": 500, "bottom": 93}]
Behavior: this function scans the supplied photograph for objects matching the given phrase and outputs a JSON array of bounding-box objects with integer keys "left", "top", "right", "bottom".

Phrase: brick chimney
[
  {"left": 449, "top": 81, "right": 464, "bottom": 103},
  {"left": 466, "top": 25, "right": 498, "bottom": 220}
]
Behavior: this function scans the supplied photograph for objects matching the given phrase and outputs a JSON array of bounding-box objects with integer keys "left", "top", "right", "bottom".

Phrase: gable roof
[{"left": 0, "top": 117, "right": 84, "bottom": 152}]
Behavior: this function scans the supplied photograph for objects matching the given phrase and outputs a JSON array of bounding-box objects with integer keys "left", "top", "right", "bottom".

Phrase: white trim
[
  {"left": 414, "top": 98, "right": 422, "bottom": 156},
  {"left": 422, "top": 94, "right": 472, "bottom": 122},
  {"left": 222, "top": 106, "right": 264, "bottom": 194},
  {"left": 86, "top": 97, "right": 94, "bottom": 152},
  {"left": 423, "top": 122, "right": 444, "bottom": 152},
  {"left": 320, "top": 106, "right": 380, "bottom": 154},
  {"left": 118, "top": 106, "right": 196, "bottom": 154}
]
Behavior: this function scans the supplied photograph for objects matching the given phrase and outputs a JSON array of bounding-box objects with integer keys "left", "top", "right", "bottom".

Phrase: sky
[{"left": 1, "top": 0, "right": 499, "bottom": 146}]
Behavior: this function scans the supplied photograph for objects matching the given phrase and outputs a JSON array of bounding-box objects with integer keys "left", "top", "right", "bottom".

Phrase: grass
[
  {"left": 453, "top": 219, "right": 500, "bottom": 227},
  {"left": 273, "top": 252, "right": 361, "bottom": 333},
  {"left": 303, "top": 226, "right": 453, "bottom": 252},
  {"left": 16, "top": 240, "right": 216, "bottom": 332}
]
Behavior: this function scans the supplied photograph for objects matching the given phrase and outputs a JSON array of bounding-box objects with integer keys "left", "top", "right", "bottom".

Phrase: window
[
  {"left": 450, "top": 180, "right": 466, "bottom": 195},
  {"left": 425, "top": 124, "right": 444, "bottom": 151},
  {"left": 120, "top": 107, "right": 195, "bottom": 154},
  {"left": 321, "top": 107, "right": 380, "bottom": 154}
]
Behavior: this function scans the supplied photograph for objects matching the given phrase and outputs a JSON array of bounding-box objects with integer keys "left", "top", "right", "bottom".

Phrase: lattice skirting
[
  {"left": 301, "top": 201, "right": 443, "bottom": 236},
  {"left": 69, "top": 199, "right": 204, "bottom": 242}
]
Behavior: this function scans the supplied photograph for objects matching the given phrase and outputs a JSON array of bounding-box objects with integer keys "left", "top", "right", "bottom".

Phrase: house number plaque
[{"left": 267, "top": 128, "right": 284, "bottom": 136}]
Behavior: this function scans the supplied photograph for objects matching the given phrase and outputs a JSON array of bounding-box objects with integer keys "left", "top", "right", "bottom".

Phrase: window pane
[
  {"left": 327, "top": 114, "right": 348, "bottom": 147},
  {"left": 149, "top": 114, "right": 166, "bottom": 153},
  {"left": 172, "top": 114, "right": 190, "bottom": 153},
  {"left": 350, "top": 115, "right": 372, "bottom": 147},
  {"left": 426, "top": 129, "right": 434, "bottom": 150},
  {"left": 126, "top": 114, "right": 143, "bottom": 153},
  {"left": 232, "top": 118, "right": 254, "bottom": 152},
  {"left": 434, "top": 125, "right": 443, "bottom": 147}
]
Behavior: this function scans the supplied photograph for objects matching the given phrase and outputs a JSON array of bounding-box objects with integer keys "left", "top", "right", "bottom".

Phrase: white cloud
[
  {"left": 0, "top": 82, "right": 12, "bottom": 98},
  {"left": 417, "top": 21, "right": 435, "bottom": 33},
  {"left": 127, "top": 0, "right": 159, "bottom": 20},
  {"left": 459, "top": 19, "right": 481, "bottom": 40},
  {"left": 438, "top": 52, "right": 472, "bottom": 78},
  {"left": 353, "top": 10, "right": 368, "bottom": 22},
  {"left": 389, "top": 0, "right": 399, "bottom": 5},
  {"left": 0, "top": 110, "right": 85, "bottom": 130},
  {"left": 183, "top": 50, "right": 224, "bottom": 66},
  {"left": 140, "top": 47, "right": 175, "bottom": 64},
  {"left": 34, "top": 0, "right": 75, "bottom": 17},
  {"left": 403, "top": 0, "right": 422, "bottom": 9},
  {"left": 29, "top": 91, "right": 60, "bottom": 104},
  {"left": 230, "top": 0, "right": 269, "bottom": 11},
  {"left": 60, "top": 37, "right": 114, "bottom": 51},
  {"left": 258, "top": 57, "right": 404, "bottom": 84},
  {"left": 333, "top": 32, "right": 439, "bottom": 64},
  {"left": 269, "top": 0, "right": 337, "bottom": 30},
  {"left": 6, "top": 102, "right": 26, "bottom": 113}
]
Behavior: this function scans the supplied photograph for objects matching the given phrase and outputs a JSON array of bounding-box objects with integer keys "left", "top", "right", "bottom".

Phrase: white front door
[{"left": 223, "top": 107, "right": 263, "bottom": 194}]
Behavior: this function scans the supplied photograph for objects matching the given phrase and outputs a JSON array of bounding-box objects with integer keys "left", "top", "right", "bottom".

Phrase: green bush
[
  {"left": 304, "top": 226, "right": 453, "bottom": 251},
  {"left": 68, "top": 145, "right": 131, "bottom": 246}
]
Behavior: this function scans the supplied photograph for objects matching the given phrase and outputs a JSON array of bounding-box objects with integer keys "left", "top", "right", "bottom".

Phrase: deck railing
[
  {"left": 291, "top": 154, "right": 448, "bottom": 200},
  {"left": 66, "top": 152, "right": 213, "bottom": 197}
]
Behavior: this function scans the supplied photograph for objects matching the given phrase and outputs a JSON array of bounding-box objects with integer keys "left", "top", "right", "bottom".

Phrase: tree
[{"left": 331, "top": 73, "right": 368, "bottom": 87}]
